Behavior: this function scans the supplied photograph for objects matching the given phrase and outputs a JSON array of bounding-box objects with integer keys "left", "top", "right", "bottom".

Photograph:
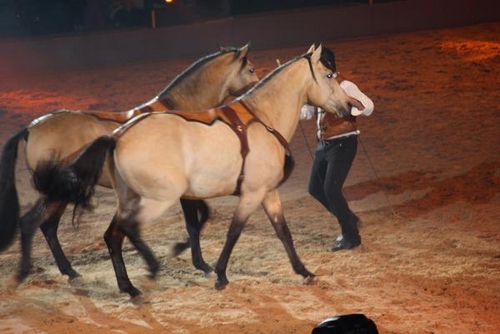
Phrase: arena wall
[{"left": 0, "top": 0, "right": 498, "bottom": 74}]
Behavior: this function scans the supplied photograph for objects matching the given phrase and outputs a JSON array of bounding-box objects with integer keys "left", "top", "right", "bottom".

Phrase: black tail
[
  {"left": 0, "top": 128, "right": 28, "bottom": 251},
  {"left": 34, "top": 136, "right": 116, "bottom": 209}
]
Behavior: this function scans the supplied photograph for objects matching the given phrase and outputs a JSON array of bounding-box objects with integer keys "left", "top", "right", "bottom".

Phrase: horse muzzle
[{"left": 329, "top": 100, "right": 352, "bottom": 118}]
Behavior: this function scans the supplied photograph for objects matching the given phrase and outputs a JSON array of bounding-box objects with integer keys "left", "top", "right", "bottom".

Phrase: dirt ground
[{"left": 0, "top": 21, "right": 499, "bottom": 334}]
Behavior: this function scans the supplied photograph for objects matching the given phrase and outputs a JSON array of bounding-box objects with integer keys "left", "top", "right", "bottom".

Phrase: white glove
[
  {"left": 300, "top": 104, "right": 316, "bottom": 120},
  {"left": 340, "top": 80, "right": 374, "bottom": 116}
]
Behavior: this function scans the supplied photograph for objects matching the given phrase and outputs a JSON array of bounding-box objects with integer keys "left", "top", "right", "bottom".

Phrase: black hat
[
  {"left": 320, "top": 47, "right": 337, "bottom": 72},
  {"left": 312, "top": 314, "right": 379, "bottom": 334}
]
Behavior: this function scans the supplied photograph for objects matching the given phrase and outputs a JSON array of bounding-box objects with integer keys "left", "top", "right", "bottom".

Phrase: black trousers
[{"left": 308, "top": 135, "right": 360, "bottom": 239}]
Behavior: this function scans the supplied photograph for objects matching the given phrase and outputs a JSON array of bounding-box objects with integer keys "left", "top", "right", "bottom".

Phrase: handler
[{"left": 301, "top": 47, "right": 374, "bottom": 251}]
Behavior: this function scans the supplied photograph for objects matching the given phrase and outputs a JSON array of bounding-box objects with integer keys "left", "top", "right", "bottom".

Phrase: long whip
[{"left": 356, "top": 133, "right": 399, "bottom": 218}]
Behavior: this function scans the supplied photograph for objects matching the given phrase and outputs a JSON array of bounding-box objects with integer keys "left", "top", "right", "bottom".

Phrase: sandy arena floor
[{"left": 0, "top": 21, "right": 499, "bottom": 334}]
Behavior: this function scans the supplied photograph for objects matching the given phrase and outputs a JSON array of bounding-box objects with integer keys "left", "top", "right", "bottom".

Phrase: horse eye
[
  {"left": 327, "top": 73, "right": 333, "bottom": 79},
  {"left": 249, "top": 68, "right": 255, "bottom": 73}
]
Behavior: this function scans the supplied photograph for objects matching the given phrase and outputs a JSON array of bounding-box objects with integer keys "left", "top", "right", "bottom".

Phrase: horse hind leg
[
  {"left": 104, "top": 214, "right": 141, "bottom": 297},
  {"left": 39, "top": 200, "right": 81, "bottom": 280},
  {"left": 175, "top": 199, "right": 213, "bottom": 274},
  {"left": 261, "top": 189, "right": 315, "bottom": 282},
  {"left": 17, "top": 199, "right": 79, "bottom": 283},
  {"left": 104, "top": 212, "right": 161, "bottom": 298},
  {"left": 16, "top": 200, "right": 42, "bottom": 283},
  {"left": 123, "top": 221, "right": 160, "bottom": 279}
]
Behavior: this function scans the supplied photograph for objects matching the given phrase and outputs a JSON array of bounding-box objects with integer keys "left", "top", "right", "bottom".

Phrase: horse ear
[
  {"left": 237, "top": 43, "right": 250, "bottom": 59},
  {"left": 307, "top": 44, "right": 315, "bottom": 54},
  {"left": 311, "top": 44, "right": 322, "bottom": 63}
]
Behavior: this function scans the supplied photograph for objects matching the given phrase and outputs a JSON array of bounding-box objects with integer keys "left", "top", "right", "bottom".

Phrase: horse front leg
[
  {"left": 214, "top": 195, "right": 262, "bottom": 290},
  {"left": 121, "top": 219, "right": 160, "bottom": 279},
  {"left": 261, "top": 189, "right": 315, "bottom": 282},
  {"left": 104, "top": 214, "right": 142, "bottom": 298},
  {"left": 214, "top": 215, "right": 246, "bottom": 290},
  {"left": 177, "top": 199, "right": 212, "bottom": 274}
]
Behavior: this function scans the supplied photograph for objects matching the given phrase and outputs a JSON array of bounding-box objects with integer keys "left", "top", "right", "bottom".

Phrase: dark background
[
  {"left": 0, "top": 0, "right": 378, "bottom": 36},
  {"left": 1, "top": 0, "right": 498, "bottom": 75}
]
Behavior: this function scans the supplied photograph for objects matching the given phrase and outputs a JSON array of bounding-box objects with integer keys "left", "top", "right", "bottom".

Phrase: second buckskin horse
[{"left": 0, "top": 43, "right": 258, "bottom": 285}]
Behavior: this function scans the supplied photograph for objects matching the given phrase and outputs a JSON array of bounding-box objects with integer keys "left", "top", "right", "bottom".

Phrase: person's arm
[{"left": 339, "top": 80, "right": 374, "bottom": 116}]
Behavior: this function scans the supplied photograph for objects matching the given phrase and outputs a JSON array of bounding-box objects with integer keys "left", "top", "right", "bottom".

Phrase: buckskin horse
[
  {"left": 0, "top": 43, "right": 258, "bottom": 285},
  {"left": 34, "top": 44, "right": 364, "bottom": 297}
]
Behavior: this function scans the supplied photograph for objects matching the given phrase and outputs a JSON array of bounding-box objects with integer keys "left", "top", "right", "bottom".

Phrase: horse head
[
  {"left": 156, "top": 43, "right": 259, "bottom": 109},
  {"left": 223, "top": 42, "right": 259, "bottom": 98},
  {"left": 305, "top": 44, "right": 364, "bottom": 118}
]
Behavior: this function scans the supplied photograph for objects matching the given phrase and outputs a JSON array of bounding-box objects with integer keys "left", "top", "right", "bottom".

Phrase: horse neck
[
  {"left": 242, "top": 65, "right": 309, "bottom": 142},
  {"left": 123, "top": 80, "right": 224, "bottom": 120},
  {"left": 155, "top": 60, "right": 233, "bottom": 110},
  {"left": 159, "top": 82, "right": 223, "bottom": 110}
]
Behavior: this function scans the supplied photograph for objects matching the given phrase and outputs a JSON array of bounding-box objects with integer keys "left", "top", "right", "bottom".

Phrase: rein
[{"left": 304, "top": 52, "right": 317, "bottom": 82}]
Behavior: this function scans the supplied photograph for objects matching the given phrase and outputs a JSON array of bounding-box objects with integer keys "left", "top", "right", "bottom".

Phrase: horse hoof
[
  {"left": 67, "top": 271, "right": 82, "bottom": 282},
  {"left": 7, "top": 275, "right": 21, "bottom": 289},
  {"left": 68, "top": 275, "right": 84, "bottom": 286},
  {"left": 214, "top": 279, "right": 228, "bottom": 291},
  {"left": 126, "top": 287, "right": 142, "bottom": 298},
  {"left": 303, "top": 274, "right": 316, "bottom": 285},
  {"left": 148, "top": 265, "right": 160, "bottom": 279},
  {"left": 15, "top": 270, "right": 30, "bottom": 285},
  {"left": 131, "top": 293, "right": 148, "bottom": 304},
  {"left": 201, "top": 264, "right": 214, "bottom": 275},
  {"left": 172, "top": 242, "right": 190, "bottom": 257},
  {"left": 128, "top": 291, "right": 142, "bottom": 299}
]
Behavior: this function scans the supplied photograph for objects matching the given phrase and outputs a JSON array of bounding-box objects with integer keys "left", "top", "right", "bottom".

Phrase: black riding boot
[{"left": 331, "top": 214, "right": 361, "bottom": 252}]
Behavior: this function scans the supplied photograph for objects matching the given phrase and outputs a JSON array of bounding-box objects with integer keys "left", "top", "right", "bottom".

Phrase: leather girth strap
[{"left": 218, "top": 101, "right": 294, "bottom": 195}]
